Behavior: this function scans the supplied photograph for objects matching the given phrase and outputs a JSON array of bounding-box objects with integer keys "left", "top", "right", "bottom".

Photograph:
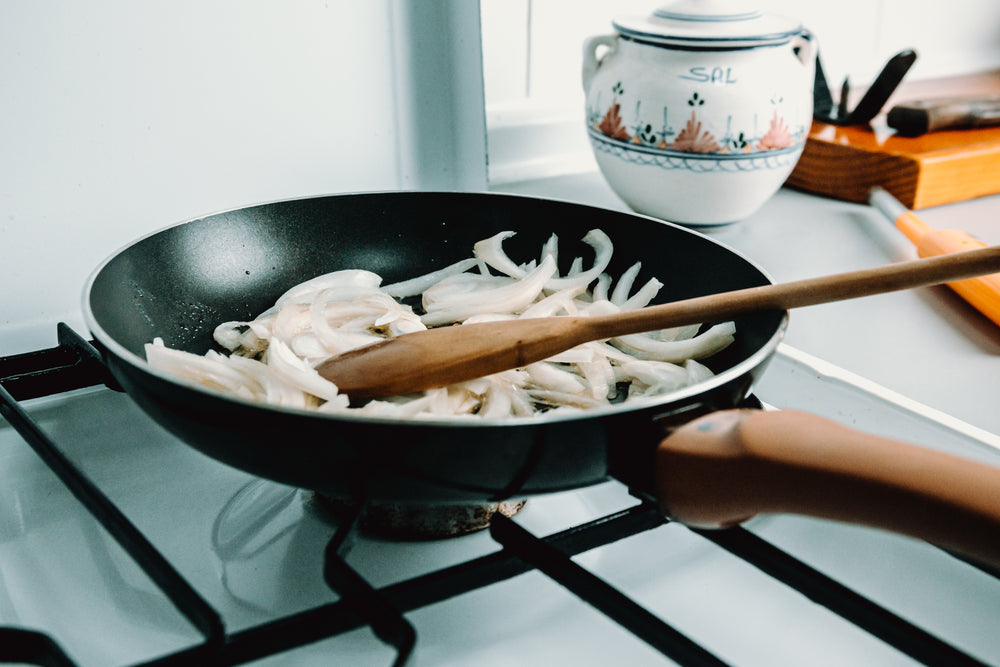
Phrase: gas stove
[
  {"left": 4, "top": 3, "right": 1000, "bottom": 664},
  {"left": 3, "top": 324, "right": 999, "bottom": 666}
]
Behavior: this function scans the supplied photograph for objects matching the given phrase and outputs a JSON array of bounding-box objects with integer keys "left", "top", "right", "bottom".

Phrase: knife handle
[
  {"left": 870, "top": 186, "right": 1000, "bottom": 327},
  {"left": 888, "top": 95, "right": 1000, "bottom": 136},
  {"left": 911, "top": 229, "right": 1000, "bottom": 326}
]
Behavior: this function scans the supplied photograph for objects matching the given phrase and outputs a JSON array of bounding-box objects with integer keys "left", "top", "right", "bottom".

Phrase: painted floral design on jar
[
  {"left": 757, "top": 108, "right": 794, "bottom": 150},
  {"left": 596, "top": 83, "right": 631, "bottom": 141},
  {"left": 590, "top": 87, "right": 796, "bottom": 157}
]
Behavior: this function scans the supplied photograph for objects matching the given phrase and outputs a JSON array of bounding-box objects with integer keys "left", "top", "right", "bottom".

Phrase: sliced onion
[
  {"left": 519, "top": 284, "right": 586, "bottom": 318},
  {"left": 611, "top": 322, "right": 736, "bottom": 362},
  {"left": 214, "top": 321, "right": 267, "bottom": 355},
  {"left": 266, "top": 338, "right": 341, "bottom": 403},
  {"left": 474, "top": 229, "right": 614, "bottom": 292},
  {"left": 473, "top": 231, "right": 523, "bottom": 277},
  {"left": 422, "top": 273, "right": 512, "bottom": 310},
  {"left": 275, "top": 270, "right": 383, "bottom": 307},
  {"left": 382, "top": 258, "right": 479, "bottom": 298},
  {"left": 610, "top": 262, "right": 643, "bottom": 305},
  {"left": 148, "top": 228, "right": 737, "bottom": 420},
  {"left": 420, "top": 254, "right": 557, "bottom": 327},
  {"left": 619, "top": 277, "right": 663, "bottom": 310},
  {"left": 524, "top": 362, "right": 588, "bottom": 395}
]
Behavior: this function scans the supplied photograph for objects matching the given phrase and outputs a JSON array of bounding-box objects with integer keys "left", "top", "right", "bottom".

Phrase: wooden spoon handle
[
  {"left": 318, "top": 246, "right": 1000, "bottom": 400},
  {"left": 585, "top": 244, "right": 1000, "bottom": 338},
  {"left": 656, "top": 409, "right": 1000, "bottom": 568}
]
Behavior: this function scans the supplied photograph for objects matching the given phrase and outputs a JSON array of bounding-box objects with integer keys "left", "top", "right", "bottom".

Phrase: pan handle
[{"left": 655, "top": 409, "right": 1000, "bottom": 568}]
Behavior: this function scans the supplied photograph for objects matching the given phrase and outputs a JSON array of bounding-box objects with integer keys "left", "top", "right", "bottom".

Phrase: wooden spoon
[{"left": 316, "top": 246, "right": 1000, "bottom": 401}]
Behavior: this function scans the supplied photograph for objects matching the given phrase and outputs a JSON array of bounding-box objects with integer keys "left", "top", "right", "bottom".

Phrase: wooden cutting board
[{"left": 786, "top": 70, "right": 1000, "bottom": 209}]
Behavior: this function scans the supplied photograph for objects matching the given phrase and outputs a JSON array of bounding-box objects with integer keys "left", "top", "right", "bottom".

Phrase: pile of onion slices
[{"left": 146, "top": 229, "right": 735, "bottom": 420}]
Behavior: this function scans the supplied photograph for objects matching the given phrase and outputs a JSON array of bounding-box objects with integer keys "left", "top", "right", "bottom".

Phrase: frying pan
[{"left": 83, "top": 191, "right": 1000, "bottom": 564}]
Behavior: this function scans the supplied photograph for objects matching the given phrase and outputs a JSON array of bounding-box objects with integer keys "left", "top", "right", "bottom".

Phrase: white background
[{"left": 0, "top": 1, "right": 486, "bottom": 353}]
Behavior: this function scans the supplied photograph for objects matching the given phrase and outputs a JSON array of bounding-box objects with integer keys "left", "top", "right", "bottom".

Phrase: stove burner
[{"left": 313, "top": 494, "right": 527, "bottom": 539}]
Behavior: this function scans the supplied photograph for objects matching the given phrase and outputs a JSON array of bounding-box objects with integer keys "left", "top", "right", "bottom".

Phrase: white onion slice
[
  {"left": 543, "top": 229, "right": 614, "bottom": 291},
  {"left": 474, "top": 229, "right": 614, "bottom": 292},
  {"left": 611, "top": 322, "right": 736, "bottom": 362},
  {"left": 275, "top": 270, "right": 383, "bottom": 307},
  {"left": 266, "top": 338, "right": 341, "bottom": 403},
  {"left": 382, "top": 258, "right": 479, "bottom": 298},
  {"left": 420, "top": 255, "right": 557, "bottom": 327},
  {"left": 611, "top": 262, "right": 643, "bottom": 305}
]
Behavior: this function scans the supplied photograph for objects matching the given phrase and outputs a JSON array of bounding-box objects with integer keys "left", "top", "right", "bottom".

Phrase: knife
[{"left": 887, "top": 93, "right": 1000, "bottom": 136}]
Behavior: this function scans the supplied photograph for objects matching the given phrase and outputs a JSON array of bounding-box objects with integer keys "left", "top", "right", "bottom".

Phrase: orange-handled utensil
[{"left": 869, "top": 186, "right": 1000, "bottom": 327}]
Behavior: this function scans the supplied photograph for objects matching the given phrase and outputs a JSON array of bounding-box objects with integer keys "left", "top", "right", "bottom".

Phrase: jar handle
[
  {"left": 790, "top": 29, "right": 817, "bottom": 67},
  {"left": 582, "top": 34, "right": 617, "bottom": 92}
]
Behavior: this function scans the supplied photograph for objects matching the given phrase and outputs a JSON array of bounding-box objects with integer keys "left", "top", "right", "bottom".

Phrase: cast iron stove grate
[{"left": 0, "top": 324, "right": 994, "bottom": 667}]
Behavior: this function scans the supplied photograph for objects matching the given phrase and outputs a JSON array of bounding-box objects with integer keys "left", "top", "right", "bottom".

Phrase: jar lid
[{"left": 612, "top": 0, "right": 803, "bottom": 48}]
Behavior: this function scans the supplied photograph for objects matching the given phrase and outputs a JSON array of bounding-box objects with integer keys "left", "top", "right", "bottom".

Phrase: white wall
[
  {"left": 482, "top": 0, "right": 1000, "bottom": 183},
  {"left": 0, "top": 1, "right": 487, "bottom": 354}
]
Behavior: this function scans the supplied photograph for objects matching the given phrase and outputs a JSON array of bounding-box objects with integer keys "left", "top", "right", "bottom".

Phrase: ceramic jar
[{"left": 582, "top": 0, "right": 816, "bottom": 226}]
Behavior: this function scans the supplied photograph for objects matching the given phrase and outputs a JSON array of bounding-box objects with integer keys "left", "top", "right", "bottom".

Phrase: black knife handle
[{"left": 888, "top": 94, "right": 1000, "bottom": 136}]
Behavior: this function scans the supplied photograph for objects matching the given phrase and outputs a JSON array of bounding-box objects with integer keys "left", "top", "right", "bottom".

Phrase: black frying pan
[
  {"left": 82, "top": 191, "right": 1000, "bottom": 565},
  {"left": 83, "top": 191, "right": 783, "bottom": 502}
]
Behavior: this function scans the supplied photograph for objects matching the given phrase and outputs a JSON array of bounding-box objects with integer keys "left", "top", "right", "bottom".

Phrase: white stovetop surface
[{"left": 492, "top": 175, "right": 1000, "bottom": 438}]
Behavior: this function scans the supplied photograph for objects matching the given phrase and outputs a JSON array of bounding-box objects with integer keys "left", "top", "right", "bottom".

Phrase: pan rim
[{"left": 81, "top": 189, "right": 788, "bottom": 428}]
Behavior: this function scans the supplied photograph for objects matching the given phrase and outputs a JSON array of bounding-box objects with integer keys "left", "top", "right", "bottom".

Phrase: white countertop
[{"left": 492, "top": 174, "right": 1000, "bottom": 436}]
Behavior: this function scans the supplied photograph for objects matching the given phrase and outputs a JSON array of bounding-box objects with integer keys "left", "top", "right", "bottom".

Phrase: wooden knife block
[{"left": 786, "top": 70, "right": 1000, "bottom": 209}]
